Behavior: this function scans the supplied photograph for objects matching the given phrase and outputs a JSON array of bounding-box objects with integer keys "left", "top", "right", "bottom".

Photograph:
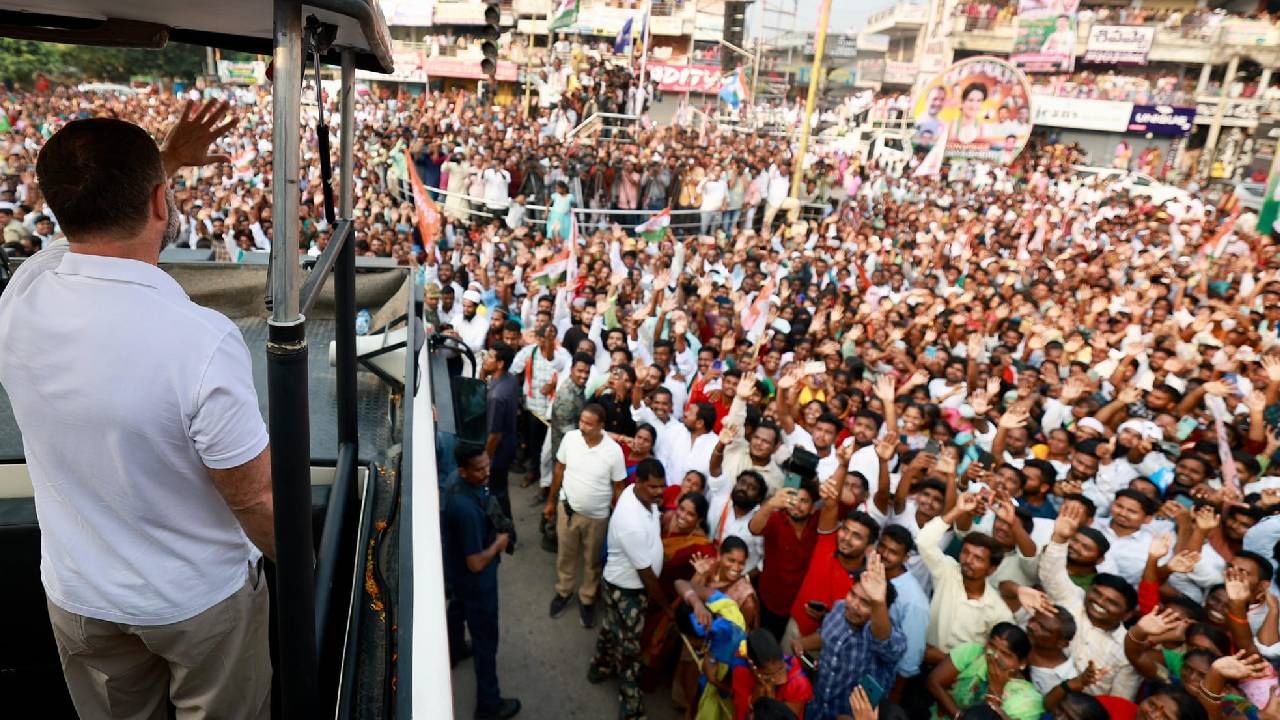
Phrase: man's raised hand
[{"left": 162, "top": 99, "right": 235, "bottom": 176}]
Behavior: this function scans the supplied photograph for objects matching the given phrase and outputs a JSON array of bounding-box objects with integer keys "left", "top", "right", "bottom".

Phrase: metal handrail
[
  {"left": 390, "top": 177, "right": 713, "bottom": 230},
  {"left": 565, "top": 113, "right": 603, "bottom": 142},
  {"left": 565, "top": 112, "right": 640, "bottom": 142},
  {"left": 300, "top": 219, "right": 354, "bottom": 318}
]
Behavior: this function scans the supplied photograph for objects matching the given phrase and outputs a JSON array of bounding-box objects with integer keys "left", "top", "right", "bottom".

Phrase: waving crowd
[
  {"left": 8, "top": 67, "right": 1280, "bottom": 720},
  {"left": 440, "top": 110, "right": 1280, "bottom": 720}
]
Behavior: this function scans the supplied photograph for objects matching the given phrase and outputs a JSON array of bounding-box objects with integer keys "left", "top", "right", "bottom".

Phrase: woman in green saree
[{"left": 927, "top": 622, "right": 1045, "bottom": 720}]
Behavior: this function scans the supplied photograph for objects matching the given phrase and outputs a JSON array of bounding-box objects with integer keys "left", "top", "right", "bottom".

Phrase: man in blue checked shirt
[{"left": 790, "top": 550, "right": 906, "bottom": 720}]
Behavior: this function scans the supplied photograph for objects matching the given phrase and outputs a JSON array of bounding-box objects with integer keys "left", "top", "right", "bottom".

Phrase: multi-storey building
[
  {"left": 363, "top": 0, "right": 730, "bottom": 103},
  {"left": 855, "top": 0, "right": 1280, "bottom": 182},
  {"left": 757, "top": 30, "right": 860, "bottom": 101}
]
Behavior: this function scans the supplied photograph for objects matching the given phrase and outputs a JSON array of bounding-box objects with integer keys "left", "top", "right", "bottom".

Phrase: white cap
[
  {"left": 1245, "top": 476, "right": 1280, "bottom": 495},
  {"left": 462, "top": 290, "right": 483, "bottom": 304},
  {"left": 1077, "top": 417, "right": 1106, "bottom": 435},
  {"left": 1118, "top": 418, "right": 1163, "bottom": 442}
]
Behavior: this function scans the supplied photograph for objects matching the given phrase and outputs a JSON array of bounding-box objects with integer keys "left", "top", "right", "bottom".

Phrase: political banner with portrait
[
  {"left": 1012, "top": 0, "right": 1080, "bottom": 73},
  {"left": 911, "top": 56, "right": 1034, "bottom": 165}
]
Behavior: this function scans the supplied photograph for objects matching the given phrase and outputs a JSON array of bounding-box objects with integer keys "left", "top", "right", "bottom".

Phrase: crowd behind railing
[
  {"left": 0, "top": 65, "right": 852, "bottom": 267},
  {"left": 951, "top": 0, "right": 1280, "bottom": 41},
  {"left": 1029, "top": 72, "right": 1199, "bottom": 107},
  {"left": 867, "top": 69, "right": 1280, "bottom": 112},
  {"left": 1031, "top": 71, "right": 1280, "bottom": 111}
]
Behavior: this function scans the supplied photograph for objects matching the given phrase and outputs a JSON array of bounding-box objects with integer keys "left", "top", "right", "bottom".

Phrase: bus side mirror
[{"left": 452, "top": 377, "right": 488, "bottom": 447}]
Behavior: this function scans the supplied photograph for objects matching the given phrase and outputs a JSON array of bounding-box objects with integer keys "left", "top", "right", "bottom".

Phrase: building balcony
[
  {"left": 512, "top": 0, "right": 688, "bottom": 19},
  {"left": 862, "top": 1, "right": 928, "bottom": 37},
  {"left": 946, "top": 14, "right": 1280, "bottom": 66},
  {"left": 515, "top": 4, "right": 688, "bottom": 36},
  {"left": 1193, "top": 95, "right": 1275, "bottom": 128},
  {"left": 431, "top": 0, "right": 517, "bottom": 27}
]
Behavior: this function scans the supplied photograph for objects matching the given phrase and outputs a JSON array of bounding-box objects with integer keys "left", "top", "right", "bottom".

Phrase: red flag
[{"left": 404, "top": 150, "right": 442, "bottom": 247}]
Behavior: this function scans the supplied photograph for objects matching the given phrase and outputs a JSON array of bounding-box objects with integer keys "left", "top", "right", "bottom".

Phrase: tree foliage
[
  {"left": 0, "top": 39, "right": 63, "bottom": 86},
  {"left": 0, "top": 39, "right": 207, "bottom": 86},
  {"left": 61, "top": 44, "right": 206, "bottom": 82}
]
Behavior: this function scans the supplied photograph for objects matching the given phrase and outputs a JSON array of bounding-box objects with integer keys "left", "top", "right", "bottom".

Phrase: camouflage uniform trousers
[{"left": 589, "top": 581, "right": 649, "bottom": 720}]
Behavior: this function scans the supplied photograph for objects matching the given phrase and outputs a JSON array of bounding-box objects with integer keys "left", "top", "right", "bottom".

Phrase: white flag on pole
[{"left": 913, "top": 126, "right": 948, "bottom": 178}]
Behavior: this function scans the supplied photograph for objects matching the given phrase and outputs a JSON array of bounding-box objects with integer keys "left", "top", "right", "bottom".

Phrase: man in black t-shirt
[{"left": 596, "top": 364, "right": 638, "bottom": 440}]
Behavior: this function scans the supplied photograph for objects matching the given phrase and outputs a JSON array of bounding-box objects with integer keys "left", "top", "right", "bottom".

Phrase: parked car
[
  {"left": 1234, "top": 182, "right": 1268, "bottom": 212},
  {"left": 1070, "top": 165, "right": 1190, "bottom": 206}
]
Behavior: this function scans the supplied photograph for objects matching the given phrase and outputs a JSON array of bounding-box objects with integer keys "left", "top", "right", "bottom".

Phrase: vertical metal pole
[
  {"left": 684, "top": 2, "right": 695, "bottom": 110},
  {"left": 747, "top": 32, "right": 757, "bottom": 124},
  {"left": 790, "top": 0, "right": 830, "bottom": 198},
  {"left": 272, "top": 5, "right": 302, "bottom": 323},
  {"left": 268, "top": 1, "right": 316, "bottom": 719},
  {"left": 1202, "top": 54, "right": 1239, "bottom": 181},
  {"left": 637, "top": 0, "right": 651, "bottom": 133},
  {"left": 337, "top": 48, "right": 358, "bottom": 448},
  {"left": 525, "top": 5, "right": 549, "bottom": 117}
]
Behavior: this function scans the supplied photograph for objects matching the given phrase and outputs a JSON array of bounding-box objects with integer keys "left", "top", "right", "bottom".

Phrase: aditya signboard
[{"left": 645, "top": 62, "right": 722, "bottom": 94}]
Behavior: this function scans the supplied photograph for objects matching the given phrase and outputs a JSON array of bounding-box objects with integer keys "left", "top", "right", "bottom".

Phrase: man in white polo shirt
[
  {"left": 589, "top": 457, "right": 668, "bottom": 720},
  {"left": 0, "top": 103, "right": 275, "bottom": 718},
  {"left": 543, "top": 402, "right": 626, "bottom": 629}
]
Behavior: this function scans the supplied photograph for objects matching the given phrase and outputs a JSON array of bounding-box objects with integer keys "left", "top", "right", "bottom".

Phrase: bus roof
[{"left": 0, "top": 0, "right": 394, "bottom": 73}]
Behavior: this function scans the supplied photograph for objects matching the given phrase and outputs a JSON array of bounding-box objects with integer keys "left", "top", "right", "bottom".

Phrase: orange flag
[{"left": 404, "top": 149, "right": 443, "bottom": 249}]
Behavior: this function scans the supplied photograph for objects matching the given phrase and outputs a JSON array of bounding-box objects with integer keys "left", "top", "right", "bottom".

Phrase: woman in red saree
[{"left": 640, "top": 491, "right": 715, "bottom": 690}]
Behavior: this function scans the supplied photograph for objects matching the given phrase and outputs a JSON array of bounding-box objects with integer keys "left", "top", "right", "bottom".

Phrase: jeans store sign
[{"left": 1127, "top": 104, "right": 1196, "bottom": 137}]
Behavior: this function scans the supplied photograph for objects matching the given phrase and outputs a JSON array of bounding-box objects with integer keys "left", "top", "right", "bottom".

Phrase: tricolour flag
[
  {"left": 1204, "top": 201, "right": 1242, "bottom": 259},
  {"left": 404, "top": 150, "right": 443, "bottom": 247},
  {"left": 531, "top": 216, "right": 579, "bottom": 287},
  {"left": 232, "top": 146, "right": 257, "bottom": 181},
  {"left": 1258, "top": 170, "right": 1280, "bottom": 236},
  {"left": 913, "top": 125, "right": 948, "bottom": 178},
  {"left": 549, "top": 0, "right": 580, "bottom": 31},
  {"left": 741, "top": 276, "right": 777, "bottom": 338},
  {"left": 614, "top": 17, "right": 634, "bottom": 54},
  {"left": 529, "top": 251, "right": 570, "bottom": 287},
  {"left": 635, "top": 208, "right": 670, "bottom": 242},
  {"left": 568, "top": 215, "right": 580, "bottom": 283},
  {"left": 718, "top": 69, "right": 749, "bottom": 110}
]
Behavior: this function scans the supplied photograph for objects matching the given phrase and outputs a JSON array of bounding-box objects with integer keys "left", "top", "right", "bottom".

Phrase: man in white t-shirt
[
  {"left": 763, "top": 164, "right": 790, "bottom": 234},
  {"left": 590, "top": 457, "right": 667, "bottom": 719},
  {"left": 481, "top": 161, "right": 511, "bottom": 214},
  {"left": 544, "top": 403, "right": 627, "bottom": 629},
  {"left": 928, "top": 358, "right": 970, "bottom": 409},
  {"left": 0, "top": 104, "right": 274, "bottom": 718},
  {"left": 698, "top": 167, "right": 728, "bottom": 236}
]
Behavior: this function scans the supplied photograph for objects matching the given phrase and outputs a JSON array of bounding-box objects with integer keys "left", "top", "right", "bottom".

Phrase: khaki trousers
[
  {"left": 46, "top": 563, "right": 271, "bottom": 720},
  {"left": 762, "top": 202, "right": 782, "bottom": 235},
  {"left": 555, "top": 500, "right": 609, "bottom": 605}
]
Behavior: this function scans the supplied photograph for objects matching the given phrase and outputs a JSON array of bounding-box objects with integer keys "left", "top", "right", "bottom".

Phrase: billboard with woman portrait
[{"left": 911, "top": 56, "right": 1034, "bottom": 165}]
